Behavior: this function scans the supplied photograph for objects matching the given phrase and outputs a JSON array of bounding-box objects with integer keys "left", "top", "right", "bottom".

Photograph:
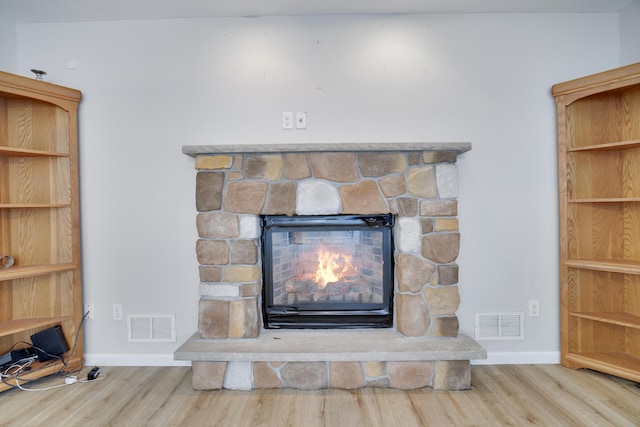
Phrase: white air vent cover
[
  {"left": 127, "top": 315, "right": 176, "bottom": 342},
  {"left": 475, "top": 312, "right": 524, "bottom": 341}
]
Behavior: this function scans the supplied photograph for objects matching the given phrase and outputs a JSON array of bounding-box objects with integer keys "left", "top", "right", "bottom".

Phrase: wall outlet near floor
[
  {"left": 528, "top": 300, "right": 540, "bottom": 317},
  {"left": 84, "top": 303, "right": 95, "bottom": 320},
  {"left": 113, "top": 304, "right": 123, "bottom": 320}
]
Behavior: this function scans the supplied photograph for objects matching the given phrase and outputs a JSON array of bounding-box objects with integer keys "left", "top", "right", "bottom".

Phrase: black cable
[
  {"left": 59, "top": 311, "right": 89, "bottom": 376},
  {"left": 3, "top": 311, "right": 89, "bottom": 390}
]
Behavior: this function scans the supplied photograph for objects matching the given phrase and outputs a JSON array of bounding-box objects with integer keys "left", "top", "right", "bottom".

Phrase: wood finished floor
[{"left": 0, "top": 364, "right": 639, "bottom": 426}]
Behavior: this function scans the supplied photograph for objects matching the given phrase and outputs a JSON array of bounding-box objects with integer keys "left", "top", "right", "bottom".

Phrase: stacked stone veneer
[
  {"left": 192, "top": 359, "right": 471, "bottom": 391},
  {"left": 191, "top": 148, "right": 468, "bottom": 390}
]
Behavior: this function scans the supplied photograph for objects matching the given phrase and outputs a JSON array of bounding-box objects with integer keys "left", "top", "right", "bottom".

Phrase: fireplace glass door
[{"left": 262, "top": 214, "right": 394, "bottom": 329}]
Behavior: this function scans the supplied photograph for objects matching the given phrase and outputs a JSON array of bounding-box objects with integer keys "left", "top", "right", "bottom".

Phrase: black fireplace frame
[{"left": 261, "top": 214, "right": 394, "bottom": 329}]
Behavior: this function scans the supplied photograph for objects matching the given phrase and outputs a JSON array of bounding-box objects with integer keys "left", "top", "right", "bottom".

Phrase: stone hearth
[{"left": 175, "top": 142, "right": 486, "bottom": 390}]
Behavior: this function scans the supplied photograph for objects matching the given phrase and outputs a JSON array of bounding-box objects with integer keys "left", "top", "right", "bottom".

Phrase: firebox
[{"left": 261, "top": 214, "right": 394, "bottom": 329}]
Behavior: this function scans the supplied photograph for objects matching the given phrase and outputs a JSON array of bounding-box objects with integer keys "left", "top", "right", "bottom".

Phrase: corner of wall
[
  {"left": 0, "top": 14, "right": 17, "bottom": 73},
  {"left": 620, "top": 0, "right": 640, "bottom": 65}
]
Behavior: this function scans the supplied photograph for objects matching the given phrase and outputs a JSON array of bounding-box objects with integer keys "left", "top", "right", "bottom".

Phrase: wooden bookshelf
[
  {"left": 0, "top": 71, "right": 83, "bottom": 391},
  {"left": 553, "top": 62, "right": 640, "bottom": 382}
]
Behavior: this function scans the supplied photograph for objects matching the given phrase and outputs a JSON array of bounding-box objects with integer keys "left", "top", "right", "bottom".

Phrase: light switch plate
[{"left": 282, "top": 112, "right": 293, "bottom": 129}]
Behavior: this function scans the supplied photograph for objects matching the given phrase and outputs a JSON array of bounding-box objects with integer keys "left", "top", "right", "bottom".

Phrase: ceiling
[{"left": 0, "top": 0, "right": 635, "bottom": 23}]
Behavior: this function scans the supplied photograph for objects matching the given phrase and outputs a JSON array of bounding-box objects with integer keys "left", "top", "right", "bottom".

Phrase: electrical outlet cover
[
  {"left": 113, "top": 304, "right": 123, "bottom": 320},
  {"left": 282, "top": 112, "right": 293, "bottom": 129},
  {"left": 528, "top": 300, "right": 540, "bottom": 317},
  {"left": 84, "top": 304, "right": 94, "bottom": 320},
  {"left": 296, "top": 111, "right": 307, "bottom": 129}
]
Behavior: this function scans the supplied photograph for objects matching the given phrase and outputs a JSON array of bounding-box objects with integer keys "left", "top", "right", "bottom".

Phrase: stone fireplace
[{"left": 175, "top": 142, "right": 486, "bottom": 391}]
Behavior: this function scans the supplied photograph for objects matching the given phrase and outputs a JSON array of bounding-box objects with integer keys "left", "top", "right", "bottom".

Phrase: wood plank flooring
[{"left": 0, "top": 364, "right": 639, "bottom": 426}]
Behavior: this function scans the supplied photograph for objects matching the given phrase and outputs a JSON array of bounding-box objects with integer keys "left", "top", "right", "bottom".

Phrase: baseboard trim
[
  {"left": 85, "top": 353, "right": 191, "bottom": 367},
  {"left": 472, "top": 351, "right": 560, "bottom": 365},
  {"left": 85, "top": 351, "right": 559, "bottom": 367}
]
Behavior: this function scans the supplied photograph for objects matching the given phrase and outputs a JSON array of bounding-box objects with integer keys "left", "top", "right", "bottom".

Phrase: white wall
[
  {"left": 621, "top": 0, "right": 640, "bottom": 65},
  {"left": 15, "top": 13, "right": 620, "bottom": 365},
  {"left": 0, "top": 13, "right": 16, "bottom": 72}
]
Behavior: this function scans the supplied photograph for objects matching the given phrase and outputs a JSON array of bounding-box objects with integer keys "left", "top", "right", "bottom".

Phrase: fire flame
[{"left": 314, "top": 248, "right": 356, "bottom": 289}]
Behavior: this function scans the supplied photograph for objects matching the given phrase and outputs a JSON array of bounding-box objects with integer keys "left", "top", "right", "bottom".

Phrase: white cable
[
  {"left": 7, "top": 370, "right": 106, "bottom": 391},
  {"left": 14, "top": 375, "right": 73, "bottom": 392},
  {"left": 2, "top": 334, "right": 104, "bottom": 391},
  {"left": 1, "top": 357, "right": 37, "bottom": 378},
  {"left": 78, "top": 373, "right": 107, "bottom": 383}
]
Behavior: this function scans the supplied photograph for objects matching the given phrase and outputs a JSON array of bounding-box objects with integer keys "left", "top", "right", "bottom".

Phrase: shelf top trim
[
  {"left": 0, "top": 71, "right": 81, "bottom": 107},
  {"left": 183, "top": 142, "right": 472, "bottom": 157},
  {"left": 552, "top": 62, "right": 640, "bottom": 98}
]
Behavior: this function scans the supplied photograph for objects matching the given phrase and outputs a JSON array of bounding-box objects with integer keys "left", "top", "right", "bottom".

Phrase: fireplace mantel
[{"left": 182, "top": 142, "right": 471, "bottom": 156}]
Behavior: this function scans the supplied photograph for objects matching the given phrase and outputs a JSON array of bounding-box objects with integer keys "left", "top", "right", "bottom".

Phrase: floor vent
[
  {"left": 127, "top": 315, "right": 176, "bottom": 342},
  {"left": 474, "top": 312, "right": 524, "bottom": 341}
]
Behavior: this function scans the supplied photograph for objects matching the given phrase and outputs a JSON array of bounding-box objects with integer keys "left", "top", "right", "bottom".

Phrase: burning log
[
  {"left": 314, "top": 281, "right": 351, "bottom": 298},
  {"left": 283, "top": 274, "right": 365, "bottom": 299},
  {"left": 284, "top": 276, "right": 317, "bottom": 294}
]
